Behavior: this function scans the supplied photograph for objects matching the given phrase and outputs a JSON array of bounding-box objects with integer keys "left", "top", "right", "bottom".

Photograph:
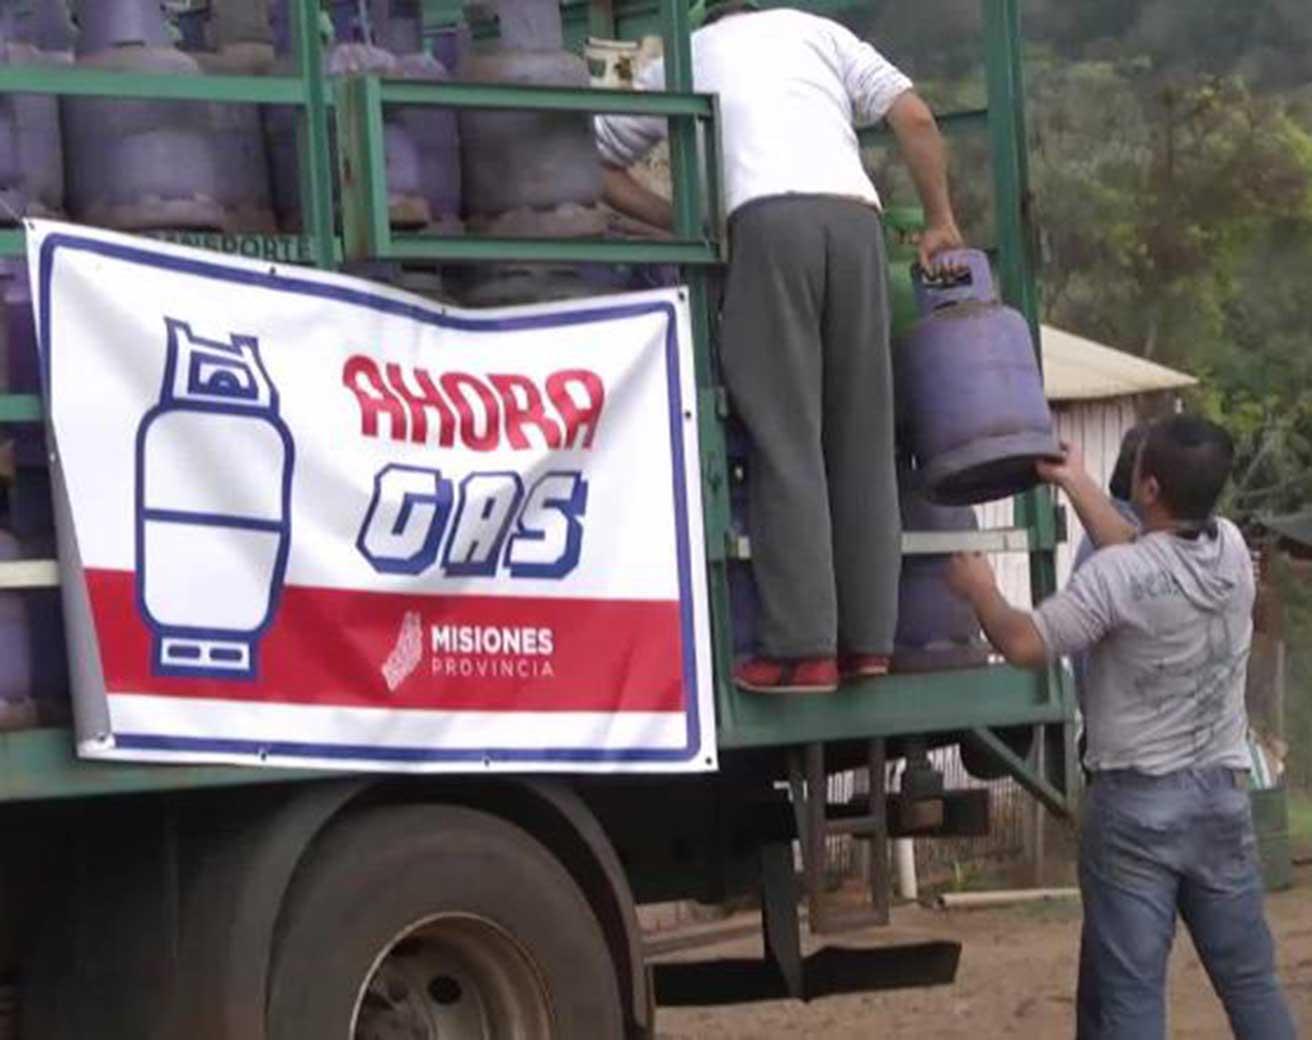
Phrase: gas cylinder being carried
[{"left": 896, "top": 249, "right": 1059, "bottom": 506}]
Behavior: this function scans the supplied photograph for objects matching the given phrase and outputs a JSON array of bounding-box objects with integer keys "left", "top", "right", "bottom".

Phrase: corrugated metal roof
[
  {"left": 1041, "top": 325, "right": 1198, "bottom": 402},
  {"left": 1258, "top": 512, "right": 1312, "bottom": 551}
]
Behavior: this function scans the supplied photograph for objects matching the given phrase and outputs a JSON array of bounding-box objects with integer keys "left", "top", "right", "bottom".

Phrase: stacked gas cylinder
[
  {"left": 889, "top": 224, "right": 1059, "bottom": 675},
  {"left": 450, "top": 0, "right": 606, "bottom": 304},
  {"left": 266, "top": 0, "right": 462, "bottom": 236},
  {"left": 0, "top": 0, "right": 73, "bottom": 732},
  {"left": 0, "top": 0, "right": 617, "bottom": 731}
]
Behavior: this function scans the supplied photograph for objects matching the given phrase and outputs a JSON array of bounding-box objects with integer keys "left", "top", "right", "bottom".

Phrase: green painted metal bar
[
  {"left": 656, "top": 0, "right": 738, "bottom": 724},
  {"left": 0, "top": 729, "right": 335, "bottom": 804},
  {"left": 982, "top": 0, "right": 1078, "bottom": 801},
  {"left": 0, "top": 228, "right": 334, "bottom": 265},
  {"left": 717, "top": 666, "right": 1069, "bottom": 749},
  {"left": 0, "top": 66, "right": 308, "bottom": 104},
  {"left": 294, "top": 0, "right": 338, "bottom": 271},
  {"left": 376, "top": 79, "right": 713, "bottom": 117},
  {"left": 588, "top": 0, "right": 618, "bottom": 38},
  {"left": 984, "top": 0, "right": 1063, "bottom": 698},
  {"left": 382, "top": 235, "right": 718, "bottom": 264},
  {"left": 966, "top": 727, "right": 1072, "bottom": 818},
  {"left": 984, "top": 0, "right": 1038, "bottom": 339},
  {"left": 0, "top": 394, "right": 41, "bottom": 423},
  {"left": 336, "top": 76, "right": 392, "bottom": 261},
  {"left": 857, "top": 107, "right": 990, "bottom": 147},
  {"left": 703, "top": 94, "right": 726, "bottom": 243}
]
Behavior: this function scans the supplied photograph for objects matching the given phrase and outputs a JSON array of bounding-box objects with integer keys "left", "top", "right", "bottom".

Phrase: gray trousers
[{"left": 720, "top": 195, "right": 900, "bottom": 657}]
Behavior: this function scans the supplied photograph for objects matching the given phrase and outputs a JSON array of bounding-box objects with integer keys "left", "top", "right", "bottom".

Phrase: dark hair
[
  {"left": 703, "top": 0, "right": 759, "bottom": 25},
  {"left": 1136, "top": 415, "right": 1235, "bottom": 522},
  {"left": 1108, "top": 424, "right": 1149, "bottom": 501}
]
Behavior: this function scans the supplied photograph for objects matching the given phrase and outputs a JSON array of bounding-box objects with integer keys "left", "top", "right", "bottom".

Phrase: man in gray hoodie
[{"left": 947, "top": 415, "right": 1294, "bottom": 1040}]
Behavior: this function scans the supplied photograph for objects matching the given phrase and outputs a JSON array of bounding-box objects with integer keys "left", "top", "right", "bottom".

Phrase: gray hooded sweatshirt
[{"left": 1032, "top": 518, "right": 1253, "bottom": 775}]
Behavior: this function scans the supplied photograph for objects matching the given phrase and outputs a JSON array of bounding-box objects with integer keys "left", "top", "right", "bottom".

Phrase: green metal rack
[{"left": 0, "top": 0, "right": 1076, "bottom": 811}]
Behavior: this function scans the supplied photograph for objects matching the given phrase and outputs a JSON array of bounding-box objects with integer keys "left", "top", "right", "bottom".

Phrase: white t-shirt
[{"left": 594, "top": 8, "right": 913, "bottom": 216}]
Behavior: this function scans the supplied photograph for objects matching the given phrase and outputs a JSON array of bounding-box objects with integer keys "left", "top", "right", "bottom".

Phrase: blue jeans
[{"left": 1078, "top": 767, "right": 1296, "bottom": 1039}]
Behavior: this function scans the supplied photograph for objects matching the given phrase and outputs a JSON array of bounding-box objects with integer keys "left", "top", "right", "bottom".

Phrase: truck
[{"left": 0, "top": 0, "right": 1079, "bottom": 1036}]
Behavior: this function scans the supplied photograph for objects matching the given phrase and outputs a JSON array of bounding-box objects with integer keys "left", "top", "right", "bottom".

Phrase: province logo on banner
[{"left": 28, "top": 221, "right": 716, "bottom": 773}]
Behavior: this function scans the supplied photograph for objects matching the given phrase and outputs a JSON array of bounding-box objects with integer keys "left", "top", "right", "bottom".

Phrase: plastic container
[
  {"left": 883, "top": 205, "right": 923, "bottom": 342},
  {"left": 897, "top": 248, "right": 1059, "bottom": 506}
]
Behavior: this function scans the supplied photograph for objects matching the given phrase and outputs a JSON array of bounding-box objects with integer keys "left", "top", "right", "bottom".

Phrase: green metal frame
[
  {"left": 333, "top": 76, "right": 723, "bottom": 264},
  {"left": 0, "top": 0, "right": 1075, "bottom": 809}
]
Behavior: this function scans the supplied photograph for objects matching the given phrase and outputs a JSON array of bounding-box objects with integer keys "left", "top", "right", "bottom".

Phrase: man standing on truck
[
  {"left": 595, "top": 1, "right": 964, "bottom": 693},
  {"left": 946, "top": 416, "right": 1296, "bottom": 1039}
]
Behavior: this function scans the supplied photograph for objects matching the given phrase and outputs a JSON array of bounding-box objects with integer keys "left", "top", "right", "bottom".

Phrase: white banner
[{"left": 29, "top": 220, "right": 716, "bottom": 773}]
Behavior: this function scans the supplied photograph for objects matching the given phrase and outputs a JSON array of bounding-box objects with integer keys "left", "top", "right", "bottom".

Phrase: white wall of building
[{"left": 977, "top": 396, "right": 1142, "bottom": 609}]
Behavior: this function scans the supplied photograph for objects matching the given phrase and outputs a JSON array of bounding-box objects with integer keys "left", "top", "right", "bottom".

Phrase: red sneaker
[
  {"left": 839, "top": 654, "right": 892, "bottom": 680},
  {"left": 733, "top": 656, "right": 839, "bottom": 694}
]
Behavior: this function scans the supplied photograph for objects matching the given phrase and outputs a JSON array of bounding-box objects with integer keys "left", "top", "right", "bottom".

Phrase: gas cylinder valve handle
[{"left": 912, "top": 248, "right": 994, "bottom": 313}]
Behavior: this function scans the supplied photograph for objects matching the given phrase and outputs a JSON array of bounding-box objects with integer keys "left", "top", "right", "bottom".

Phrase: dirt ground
[{"left": 654, "top": 863, "right": 1312, "bottom": 1039}]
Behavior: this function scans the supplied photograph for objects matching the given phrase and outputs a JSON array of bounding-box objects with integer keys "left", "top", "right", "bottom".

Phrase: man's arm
[
  {"left": 948, "top": 547, "right": 1119, "bottom": 673},
  {"left": 885, "top": 92, "right": 963, "bottom": 267},
  {"left": 946, "top": 553, "right": 1048, "bottom": 668},
  {"left": 602, "top": 165, "right": 674, "bottom": 232},
  {"left": 1037, "top": 442, "right": 1137, "bottom": 549},
  {"left": 830, "top": 23, "right": 963, "bottom": 268},
  {"left": 595, "top": 60, "right": 671, "bottom": 228}
]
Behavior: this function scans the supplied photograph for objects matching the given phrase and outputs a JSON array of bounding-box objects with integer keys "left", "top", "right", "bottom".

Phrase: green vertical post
[
  {"left": 985, "top": 0, "right": 1078, "bottom": 804},
  {"left": 984, "top": 0, "right": 1055, "bottom": 609},
  {"left": 588, "top": 0, "right": 617, "bottom": 39},
  {"left": 335, "top": 76, "right": 392, "bottom": 261},
  {"left": 294, "top": 0, "right": 337, "bottom": 270},
  {"left": 659, "top": 0, "right": 734, "bottom": 721}
]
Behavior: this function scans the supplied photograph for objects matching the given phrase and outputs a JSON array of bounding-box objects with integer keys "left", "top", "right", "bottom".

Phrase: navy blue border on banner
[{"left": 37, "top": 231, "right": 707, "bottom": 767}]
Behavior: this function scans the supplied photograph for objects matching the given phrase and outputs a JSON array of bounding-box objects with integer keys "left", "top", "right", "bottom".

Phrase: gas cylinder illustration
[{"left": 136, "top": 319, "right": 293, "bottom": 679}]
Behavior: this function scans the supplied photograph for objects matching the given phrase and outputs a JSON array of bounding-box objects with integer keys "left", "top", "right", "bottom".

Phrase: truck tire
[{"left": 267, "top": 804, "right": 624, "bottom": 1040}]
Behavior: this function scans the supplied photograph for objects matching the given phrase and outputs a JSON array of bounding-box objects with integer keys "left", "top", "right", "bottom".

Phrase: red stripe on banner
[{"left": 84, "top": 569, "right": 686, "bottom": 713}]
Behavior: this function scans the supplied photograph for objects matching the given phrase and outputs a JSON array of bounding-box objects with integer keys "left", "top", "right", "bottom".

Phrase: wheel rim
[{"left": 352, "top": 913, "right": 553, "bottom": 1040}]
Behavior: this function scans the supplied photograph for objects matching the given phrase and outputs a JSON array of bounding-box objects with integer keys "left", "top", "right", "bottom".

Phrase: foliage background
[{"left": 857, "top": 0, "right": 1312, "bottom": 795}]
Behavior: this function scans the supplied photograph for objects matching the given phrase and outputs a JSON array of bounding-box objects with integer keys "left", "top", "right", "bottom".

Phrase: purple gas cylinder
[
  {"left": 1, "top": 257, "right": 67, "bottom": 727},
  {"left": 897, "top": 249, "right": 1059, "bottom": 506},
  {"left": 2, "top": 0, "right": 72, "bottom": 220},
  {"left": 190, "top": 0, "right": 279, "bottom": 233},
  {"left": 64, "top": 0, "right": 225, "bottom": 231},
  {"left": 379, "top": 0, "right": 462, "bottom": 234},
  {"left": 451, "top": 0, "right": 604, "bottom": 305},
  {"left": 0, "top": 528, "right": 35, "bottom": 732},
  {"left": 0, "top": 12, "right": 25, "bottom": 224},
  {"left": 265, "top": 0, "right": 430, "bottom": 231},
  {"left": 457, "top": 0, "right": 603, "bottom": 233},
  {"left": 893, "top": 471, "right": 989, "bottom": 673}
]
